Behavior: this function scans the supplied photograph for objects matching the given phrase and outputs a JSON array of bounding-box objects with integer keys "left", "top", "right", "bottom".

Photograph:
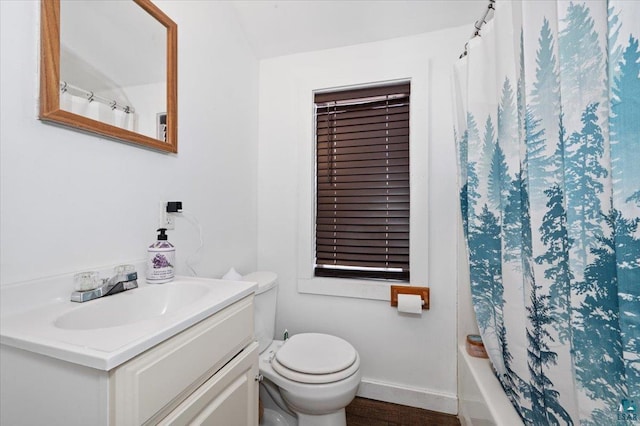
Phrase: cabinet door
[
  {"left": 158, "top": 341, "right": 259, "bottom": 426},
  {"left": 112, "top": 296, "right": 254, "bottom": 425}
]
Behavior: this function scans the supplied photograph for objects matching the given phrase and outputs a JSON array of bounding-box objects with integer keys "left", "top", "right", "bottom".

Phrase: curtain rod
[
  {"left": 459, "top": 0, "right": 496, "bottom": 59},
  {"left": 60, "top": 81, "right": 135, "bottom": 114}
]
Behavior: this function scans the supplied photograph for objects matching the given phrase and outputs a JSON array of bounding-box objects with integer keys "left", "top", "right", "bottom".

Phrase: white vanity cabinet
[
  {"left": 0, "top": 293, "right": 258, "bottom": 426},
  {"left": 156, "top": 343, "right": 258, "bottom": 425},
  {"left": 111, "top": 294, "right": 259, "bottom": 425}
]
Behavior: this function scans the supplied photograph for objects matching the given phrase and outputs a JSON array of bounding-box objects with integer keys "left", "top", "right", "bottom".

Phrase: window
[{"left": 314, "top": 83, "right": 410, "bottom": 281}]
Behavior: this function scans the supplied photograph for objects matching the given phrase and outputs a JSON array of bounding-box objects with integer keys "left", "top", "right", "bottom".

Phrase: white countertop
[{"left": 1, "top": 275, "right": 257, "bottom": 370}]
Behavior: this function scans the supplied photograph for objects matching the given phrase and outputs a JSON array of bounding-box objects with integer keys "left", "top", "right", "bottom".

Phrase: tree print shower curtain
[{"left": 452, "top": 1, "right": 639, "bottom": 424}]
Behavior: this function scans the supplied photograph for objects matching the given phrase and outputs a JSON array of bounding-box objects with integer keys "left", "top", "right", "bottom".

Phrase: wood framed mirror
[{"left": 39, "top": 0, "right": 178, "bottom": 153}]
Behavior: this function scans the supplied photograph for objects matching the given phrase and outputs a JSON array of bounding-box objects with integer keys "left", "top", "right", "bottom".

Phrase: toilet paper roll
[{"left": 397, "top": 294, "right": 423, "bottom": 315}]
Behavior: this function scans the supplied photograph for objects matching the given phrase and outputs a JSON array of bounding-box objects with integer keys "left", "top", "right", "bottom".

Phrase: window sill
[{"left": 298, "top": 276, "right": 396, "bottom": 301}]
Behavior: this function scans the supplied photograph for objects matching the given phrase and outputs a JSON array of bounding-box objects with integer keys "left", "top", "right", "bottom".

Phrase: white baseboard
[{"left": 356, "top": 378, "right": 458, "bottom": 415}]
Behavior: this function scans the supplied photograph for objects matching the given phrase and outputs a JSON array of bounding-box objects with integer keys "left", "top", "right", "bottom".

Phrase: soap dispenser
[{"left": 147, "top": 228, "right": 175, "bottom": 284}]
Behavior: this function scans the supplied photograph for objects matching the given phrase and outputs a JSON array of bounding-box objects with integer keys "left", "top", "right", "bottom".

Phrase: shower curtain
[
  {"left": 452, "top": 1, "right": 639, "bottom": 424},
  {"left": 60, "top": 92, "right": 137, "bottom": 132}
]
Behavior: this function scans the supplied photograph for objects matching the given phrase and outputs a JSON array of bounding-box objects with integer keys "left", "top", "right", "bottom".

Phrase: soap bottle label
[{"left": 147, "top": 250, "right": 175, "bottom": 283}]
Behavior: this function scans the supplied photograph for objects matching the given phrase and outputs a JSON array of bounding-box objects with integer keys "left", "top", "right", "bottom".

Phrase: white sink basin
[
  {"left": 0, "top": 275, "right": 258, "bottom": 370},
  {"left": 54, "top": 282, "right": 210, "bottom": 330}
]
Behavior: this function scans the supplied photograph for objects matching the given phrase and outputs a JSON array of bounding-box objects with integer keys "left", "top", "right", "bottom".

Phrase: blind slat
[
  {"left": 316, "top": 97, "right": 408, "bottom": 113},
  {"left": 318, "top": 171, "right": 409, "bottom": 182},
  {"left": 317, "top": 231, "right": 409, "bottom": 241},
  {"left": 314, "top": 267, "right": 409, "bottom": 281},
  {"left": 317, "top": 203, "right": 410, "bottom": 212},
  {"left": 316, "top": 260, "right": 409, "bottom": 270},
  {"left": 317, "top": 104, "right": 409, "bottom": 120},
  {"left": 318, "top": 150, "right": 409, "bottom": 164},
  {"left": 316, "top": 209, "right": 409, "bottom": 219},
  {"left": 318, "top": 160, "right": 409, "bottom": 171},
  {"left": 318, "top": 246, "right": 409, "bottom": 259},
  {"left": 319, "top": 169, "right": 409, "bottom": 179},
  {"left": 317, "top": 180, "right": 409, "bottom": 191},
  {"left": 316, "top": 223, "right": 409, "bottom": 232},
  {"left": 316, "top": 237, "right": 409, "bottom": 247},
  {"left": 316, "top": 255, "right": 409, "bottom": 265},
  {"left": 317, "top": 127, "right": 409, "bottom": 143},
  {"left": 317, "top": 120, "right": 409, "bottom": 136},
  {"left": 317, "top": 142, "right": 409, "bottom": 157},
  {"left": 318, "top": 195, "right": 410, "bottom": 204},
  {"left": 317, "top": 188, "right": 409, "bottom": 198},
  {"left": 316, "top": 216, "right": 409, "bottom": 226},
  {"left": 317, "top": 138, "right": 409, "bottom": 153},
  {"left": 317, "top": 112, "right": 409, "bottom": 129}
]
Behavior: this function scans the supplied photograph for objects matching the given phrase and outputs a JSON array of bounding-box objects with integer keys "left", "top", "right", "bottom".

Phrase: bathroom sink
[
  {"left": 1, "top": 275, "right": 257, "bottom": 370},
  {"left": 54, "top": 281, "right": 210, "bottom": 330}
]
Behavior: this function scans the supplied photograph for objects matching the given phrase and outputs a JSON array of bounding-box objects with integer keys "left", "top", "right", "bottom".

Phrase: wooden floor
[{"left": 346, "top": 397, "right": 461, "bottom": 426}]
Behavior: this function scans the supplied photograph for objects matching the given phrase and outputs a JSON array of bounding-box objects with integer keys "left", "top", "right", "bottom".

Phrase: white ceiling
[{"left": 230, "top": 0, "right": 486, "bottom": 59}]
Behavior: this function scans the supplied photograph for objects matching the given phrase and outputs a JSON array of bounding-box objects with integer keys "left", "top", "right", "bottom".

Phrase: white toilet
[{"left": 244, "top": 271, "right": 362, "bottom": 426}]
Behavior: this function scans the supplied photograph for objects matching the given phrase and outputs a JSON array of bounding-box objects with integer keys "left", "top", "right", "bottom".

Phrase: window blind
[{"left": 314, "top": 82, "right": 410, "bottom": 281}]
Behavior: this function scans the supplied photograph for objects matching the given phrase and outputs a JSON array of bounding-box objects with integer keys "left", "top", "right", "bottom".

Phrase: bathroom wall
[
  {"left": 0, "top": 1, "right": 259, "bottom": 286},
  {"left": 2, "top": 0, "right": 476, "bottom": 414},
  {"left": 257, "top": 26, "right": 469, "bottom": 413}
]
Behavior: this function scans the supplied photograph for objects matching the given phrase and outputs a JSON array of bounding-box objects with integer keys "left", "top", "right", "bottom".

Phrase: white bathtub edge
[{"left": 458, "top": 344, "right": 524, "bottom": 426}]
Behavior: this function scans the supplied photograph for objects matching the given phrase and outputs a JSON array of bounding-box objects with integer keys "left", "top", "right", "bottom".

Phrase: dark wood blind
[{"left": 315, "top": 83, "right": 410, "bottom": 281}]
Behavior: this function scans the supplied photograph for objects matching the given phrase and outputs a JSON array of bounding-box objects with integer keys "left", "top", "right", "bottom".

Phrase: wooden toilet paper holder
[{"left": 390, "top": 285, "right": 430, "bottom": 310}]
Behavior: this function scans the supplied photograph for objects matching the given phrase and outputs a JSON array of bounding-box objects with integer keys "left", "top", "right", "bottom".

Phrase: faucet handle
[
  {"left": 112, "top": 264, "right": 137, "bottom": 281},
  {"left": 113, "top": 264, "right": 138, "bottom": 291},
  {"left": 114, "top": 264, "right": 136, "bottom": 275},
  {"left": 73, "top": 271, "right": 101, "bottom": 291}
]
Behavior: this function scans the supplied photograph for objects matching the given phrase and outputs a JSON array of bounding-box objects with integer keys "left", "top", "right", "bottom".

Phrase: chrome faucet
[{"left": 71, "top": 266, "right": 138, "bottom": 303}]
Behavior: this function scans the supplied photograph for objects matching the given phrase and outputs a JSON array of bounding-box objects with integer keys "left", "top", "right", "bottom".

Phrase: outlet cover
[{"left": 159, "top": 203, "right": 175, "bottom": 230}]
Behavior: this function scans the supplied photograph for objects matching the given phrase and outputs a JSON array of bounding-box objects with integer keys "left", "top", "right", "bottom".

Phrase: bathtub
[{"left": 457, "top": 345, "right": 524, "bottom": 426}]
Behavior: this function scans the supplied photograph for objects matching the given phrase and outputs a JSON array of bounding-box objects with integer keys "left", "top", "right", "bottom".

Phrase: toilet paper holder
[{"left": 390, "top": 285, "right": 430, "bottom": 310}]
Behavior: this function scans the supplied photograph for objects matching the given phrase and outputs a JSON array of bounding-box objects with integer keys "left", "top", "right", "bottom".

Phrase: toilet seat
[{"left": 271, "top": 333, "right": 359, "bottom": 384}]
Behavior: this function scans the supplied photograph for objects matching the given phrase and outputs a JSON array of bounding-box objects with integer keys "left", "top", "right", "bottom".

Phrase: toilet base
[
  {"left": 260, "top": 381, "right": 297, "bottom": 425},
  {"left": 297, "top": 409, "right": 346, "bottom": 426},
  {"left": 259, "top": 377, "right": 349, "bottom": 426},
  {"left": 261, "top": 408, "right": 294, "bottom": 426}
]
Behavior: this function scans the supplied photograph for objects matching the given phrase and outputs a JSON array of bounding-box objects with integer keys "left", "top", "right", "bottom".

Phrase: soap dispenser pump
[{"left": 146, "top": 228, "right": 175, "bottom": 284}]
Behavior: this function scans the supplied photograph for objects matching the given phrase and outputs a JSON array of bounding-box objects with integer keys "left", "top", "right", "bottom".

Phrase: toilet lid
[
  {"left": 271, "top": 333, "right": 359, "bottom": 384},
  {"left": 271, "top": 353, "right": 360, "bottom": 384},
  {"left": 276, "top": 333, "right": 356, "bottom": 374}
]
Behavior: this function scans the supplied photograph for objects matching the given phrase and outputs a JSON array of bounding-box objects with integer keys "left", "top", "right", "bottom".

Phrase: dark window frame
[{"left": 314, "top": 82, "right": 410, "bottom": 282}]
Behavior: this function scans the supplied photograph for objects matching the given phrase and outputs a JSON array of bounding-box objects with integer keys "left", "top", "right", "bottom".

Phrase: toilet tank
[{"left": 243, "top": 271, "right": 277, "bottom": 353}]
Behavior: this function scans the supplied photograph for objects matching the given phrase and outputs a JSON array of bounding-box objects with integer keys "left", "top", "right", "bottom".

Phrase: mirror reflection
[
  {"left": 59, "top": 0, "right": 166, "bottom": 141},
  {"left": 39, "top": 0, "right": 177, "bottom": 152}
]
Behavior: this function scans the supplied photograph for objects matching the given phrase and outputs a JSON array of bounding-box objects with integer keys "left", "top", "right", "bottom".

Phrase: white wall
[
  {"left": 257, "top": 26, "right": 469, "bottom": 413},
  {"left": 0, "top": 1, "right": 259, "bottom": 286}
]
